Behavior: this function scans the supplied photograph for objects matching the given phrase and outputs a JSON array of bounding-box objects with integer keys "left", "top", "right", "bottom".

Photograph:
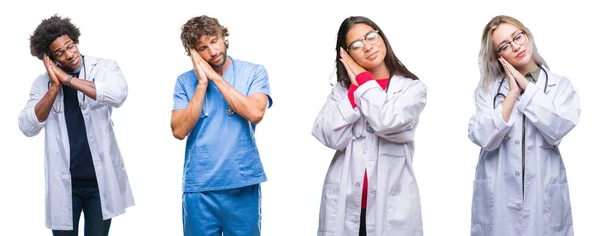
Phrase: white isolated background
[{"left": 0, "top": 0, "right": 598, "bottom": 235}]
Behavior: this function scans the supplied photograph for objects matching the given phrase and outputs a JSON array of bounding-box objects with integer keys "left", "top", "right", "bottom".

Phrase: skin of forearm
[
  {"left": 501, "top": 91, "right": 520, "bottom": 122},
  {"left": 68, "top": 77, "right": 97, "bottom": 100},
  {"left": 34, "top": 85, "right": 60, "bottom": 122},
  {"left": 171, "top": 83, "right": 207, "bottom": 139},
  {"left": 212, "top": 78, "right": 265, "bottom": 124}
]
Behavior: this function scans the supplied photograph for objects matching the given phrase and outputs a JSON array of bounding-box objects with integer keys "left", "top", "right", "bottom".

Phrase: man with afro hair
[{"left": 18, "top": 14, "right": 134, "bottom": 235}]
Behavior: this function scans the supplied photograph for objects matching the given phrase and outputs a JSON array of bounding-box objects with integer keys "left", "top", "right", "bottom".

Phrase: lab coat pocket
[
  {"left": 379, "top": 141, "right": 406, "bottom": 158},
  {"left": 386, "top": 195, "right": 423, "bottom": 235},
  {"left": 544, "top": 183, "right": 573, "bottom": 230},
  {"left": 318, "top": 183, "right": 340, "bottom": 234},
  {"left": 471, "top": 179, "right": 494, "bottom": 225}
]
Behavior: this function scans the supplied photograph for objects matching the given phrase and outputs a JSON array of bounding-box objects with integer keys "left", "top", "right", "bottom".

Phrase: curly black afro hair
[{"left": 29, "top": 14, "right": 80, "bottom": 60}]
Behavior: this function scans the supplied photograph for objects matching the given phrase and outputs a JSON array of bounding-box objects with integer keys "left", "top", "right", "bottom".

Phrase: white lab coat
[
  {"left": 313, "top": 75, "right": 427, "bottom": 236},
  {"left": 18, "top": 56, "right": 135, "bottom": 230},
  {"left": 468, "top": 66, "right": 580, "bottom": 236}
]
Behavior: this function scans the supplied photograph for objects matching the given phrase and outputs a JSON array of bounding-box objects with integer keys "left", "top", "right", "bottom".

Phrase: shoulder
[
  {"left": 175, "top": 70, "right": 196, "bottom": 86},
  {"left": 233, "top": 57, "right": 267, "bottom": 75},
  {"left": 32, "top": 73, "right": 50, "bottom": 87},
  {"left": 392, "top": 75, "right": 427, "bottom": 92}
]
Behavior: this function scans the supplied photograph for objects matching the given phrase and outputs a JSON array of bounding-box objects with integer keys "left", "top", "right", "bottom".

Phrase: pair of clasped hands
[
  {"left": 498, "top": 57, "right": 530, "bottom": 95},
  {"left": 189, "top": 48, "right": 220, "bottom": 86},
  {"left": 43, "top": 55, "right": 71, "bottom": 87},
  {"left": 339, "top": 47, "right": 367, "bottom": 86}
]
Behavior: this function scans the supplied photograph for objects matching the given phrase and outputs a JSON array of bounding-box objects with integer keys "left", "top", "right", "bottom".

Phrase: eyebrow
[
  {"left": 53, "top": 40, "right": 73, "bottom": 53},
  {"left": 347, "top": 30, "right": 375, "bottom": 47},
  {"left": 497, "top": 30, "right": 522, "bottom": 46}
]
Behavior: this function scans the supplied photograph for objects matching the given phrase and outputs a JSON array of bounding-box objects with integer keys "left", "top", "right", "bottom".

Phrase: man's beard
[{"left": 209, "top": 51, "right": 227, "bottom": 68}]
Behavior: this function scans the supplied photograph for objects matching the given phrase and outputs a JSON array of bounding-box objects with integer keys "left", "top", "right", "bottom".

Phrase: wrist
[
  {"left": 49, "top": 83, "right": 61, "bottom": 93},
  {"left": 65, "top": 75, "right": 74, "bottom": 86},
  {"left": 508, "top": 89, "right": 521, "bottom": 96},
  {"left": 197, "top": 81, "right": 208, "bottom": 87}
]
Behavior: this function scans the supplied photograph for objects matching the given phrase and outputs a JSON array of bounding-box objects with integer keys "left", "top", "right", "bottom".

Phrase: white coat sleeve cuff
[
  {"left": 338, "top": 98, "right": 360, "bottom": 124},
  {"left": 492, "top": 105, "right": 514, "bottom": 131},
  {"left": 353, "top": 80, "right": 379, "bottom": 108},
  {"left": 516, "top": 82, "right": 540, "bottom": 113},
  {"left": 29, "top": 107, "right": 46, "bottom": 126}
]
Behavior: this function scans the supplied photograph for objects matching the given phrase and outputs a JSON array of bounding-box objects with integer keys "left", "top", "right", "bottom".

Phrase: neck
[
  {"left": 370, "top": 63, "right": 390, "bottom": 80},
  {"left": 213, "top": 57, "right": 232, "bottom": 76},
  {"left": 516, "top": 59, "right": 538, "bottom": 75}
]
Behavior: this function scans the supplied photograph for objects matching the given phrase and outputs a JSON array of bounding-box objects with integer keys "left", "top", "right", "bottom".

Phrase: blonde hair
[{"left": 478, "top": 15, "right": 548, "bottom": 91}]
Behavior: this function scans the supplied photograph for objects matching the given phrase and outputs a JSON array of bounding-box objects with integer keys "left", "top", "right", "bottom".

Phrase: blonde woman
[{"left": 468, "top": 15, "right": 580, "bottom": 236}]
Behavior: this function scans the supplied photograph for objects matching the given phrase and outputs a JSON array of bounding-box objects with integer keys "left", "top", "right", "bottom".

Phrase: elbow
[
  {"left": 98, "top": 83, "right": 128, "bottom": 108},
  {"left": 171, "top": 124, "right": 187, "bottom": 140},
  {"left": 18, "top": 113, "right": 40, "bottom": 137},
  {"left": 248, "top": 109, "right": 266, "bottom": 125},
  {"left": 111, "top": 89, "right": 128, "bottom": 108},
  {"left": 172, "top": 130, "right": 186, "bottom": 140}
]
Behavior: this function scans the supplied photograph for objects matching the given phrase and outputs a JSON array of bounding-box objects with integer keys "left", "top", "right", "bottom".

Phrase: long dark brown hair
[{"left": 335, "top": 16, "right": 418, "bottom": 88}]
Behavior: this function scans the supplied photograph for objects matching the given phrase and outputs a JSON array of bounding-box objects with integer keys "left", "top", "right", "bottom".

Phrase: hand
[
  {"left": 339, "top": 47, "right": 366, "bottom": 86},
  {"left": 190, "top": 49, "right": 209, "bottom": 86},
  {"left": 499, "top": 57, "right": 529, "bottom": 91},
  {"left": 43, "top": 55, "right": 61, "bottom": 87}
]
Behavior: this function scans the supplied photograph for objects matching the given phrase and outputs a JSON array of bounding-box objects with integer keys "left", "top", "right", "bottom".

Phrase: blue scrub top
[{"left": 173, "top": 56, "right": 272, "bottom": 192}]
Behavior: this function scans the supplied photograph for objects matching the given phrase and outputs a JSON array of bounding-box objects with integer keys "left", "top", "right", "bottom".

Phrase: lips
[
  {"left": 212, "top": 54, "right": 222, "bottom": 63},
  {"left": 69, "top": 56, "right": 79, "bottom": 66},
  {"left": 516, "top": 50, "right": 526, "bottom": 59},
  {"left": 366, "top": 51, "right": 378, "bottom": 60}
]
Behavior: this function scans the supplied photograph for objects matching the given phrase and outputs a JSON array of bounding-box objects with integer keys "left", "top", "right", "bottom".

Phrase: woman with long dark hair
[{"left": 312, "top": 16, "right": 427, "bottom": 236}]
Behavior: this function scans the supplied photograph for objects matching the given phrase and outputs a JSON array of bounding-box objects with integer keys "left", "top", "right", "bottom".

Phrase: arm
[
  {"left": 516, "top": 76, "right": 581, "bottom": 145},
  {"left": 468, "top": 87, "right": 514, "bottom": 151},
  {"left": 353, "top": 74, "right": 427, "bottom": 143},
  {"left": 312, "top": 83, "right": 361, "bottom": 151},
  {"left": 211, "top": 65, "right": 270, "bottom": 124},
  {"left": 19, "top": 56, "right": 63, "bottom": 136},
  {"left": 52, "top": 59, "right": 127, "bottom": 107},
  {"left": 19, "top": 76, "right": 54, "bottom": 137},
  {"left": 201, "top": 60, "right": 270, "bottom": 124},
  {"left": 171, "top": 49, "right": 210, "bottom": 140},
  {"left": 171, "top": 81, "right": 208, "bottom": 140}
]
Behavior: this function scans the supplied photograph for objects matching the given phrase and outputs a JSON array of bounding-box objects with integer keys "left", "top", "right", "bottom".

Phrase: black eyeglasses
[{"left": 496, "top": 31, "right": 527, "bottom": 54}]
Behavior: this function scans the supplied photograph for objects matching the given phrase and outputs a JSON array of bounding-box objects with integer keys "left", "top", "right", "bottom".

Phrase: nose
[
  {"left": 64, "top": 49, "right": 75, "bottom": 60},
  {"left": 363, "top": 39, "right": 374, "bottom": 52},
  {"left": 208, "top": 45, "right": 218, "bottom": 57},
  {"left": 510, "top": 41, "right": 521, "bottom": 52}
]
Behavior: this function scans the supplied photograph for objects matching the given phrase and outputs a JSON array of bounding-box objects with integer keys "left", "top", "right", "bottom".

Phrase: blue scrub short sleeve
[
  {"left": 173, "top": 77, "right": 189, "bottom": 111},
  {"left": 248, "top": 65, "right": 273, "bottom": 108}
]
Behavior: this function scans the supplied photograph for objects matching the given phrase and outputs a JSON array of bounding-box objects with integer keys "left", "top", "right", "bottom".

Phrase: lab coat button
[
  {"left": 363, "top": 149, "right": 368, "bottom": 154},
  {"left": 355, "top": 182, "right": 361, "bottom": 187},
  {"left": 515, "top": 172, "right": 520, "bottom": 177},
  {"left": 515, "top": 140, "right": 520, "bottom": 145},
  {"left": 516, "top": 204, "right": 522, "bottom": 210}
]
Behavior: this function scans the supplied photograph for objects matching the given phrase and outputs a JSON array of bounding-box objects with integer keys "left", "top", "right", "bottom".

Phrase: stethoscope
[
  {"left": 352, "top": 76, "right": 392, "bottom": 141},
  {"left": 48, "top": 56, "right": 87, "bottom": 113},
  {"left": 493, "top": 66, "right": 548, "bottom": 109}
]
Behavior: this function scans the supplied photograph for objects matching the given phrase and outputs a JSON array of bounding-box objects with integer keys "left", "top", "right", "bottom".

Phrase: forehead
[
  {"left": 491, "top": 23, "right": 521, "bottom": 45},
  {"left": 346, "top": 23, "right": 375, "bottom": 44},
  {"left": 198, "top": 34, "right": 221, "bottom": 45},
  {"left": 50, "top": 35, "right": 73, "bottom": 50}
]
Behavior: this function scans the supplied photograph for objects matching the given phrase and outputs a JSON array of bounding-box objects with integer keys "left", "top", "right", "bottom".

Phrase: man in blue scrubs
[{"left": 170, "top": 15, "right": 272, "bottom": 236}]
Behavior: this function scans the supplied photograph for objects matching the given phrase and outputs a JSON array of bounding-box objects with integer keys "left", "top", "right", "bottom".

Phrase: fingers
[{"left": 339, "top": 48, "right": 355, "bottom": 80}]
